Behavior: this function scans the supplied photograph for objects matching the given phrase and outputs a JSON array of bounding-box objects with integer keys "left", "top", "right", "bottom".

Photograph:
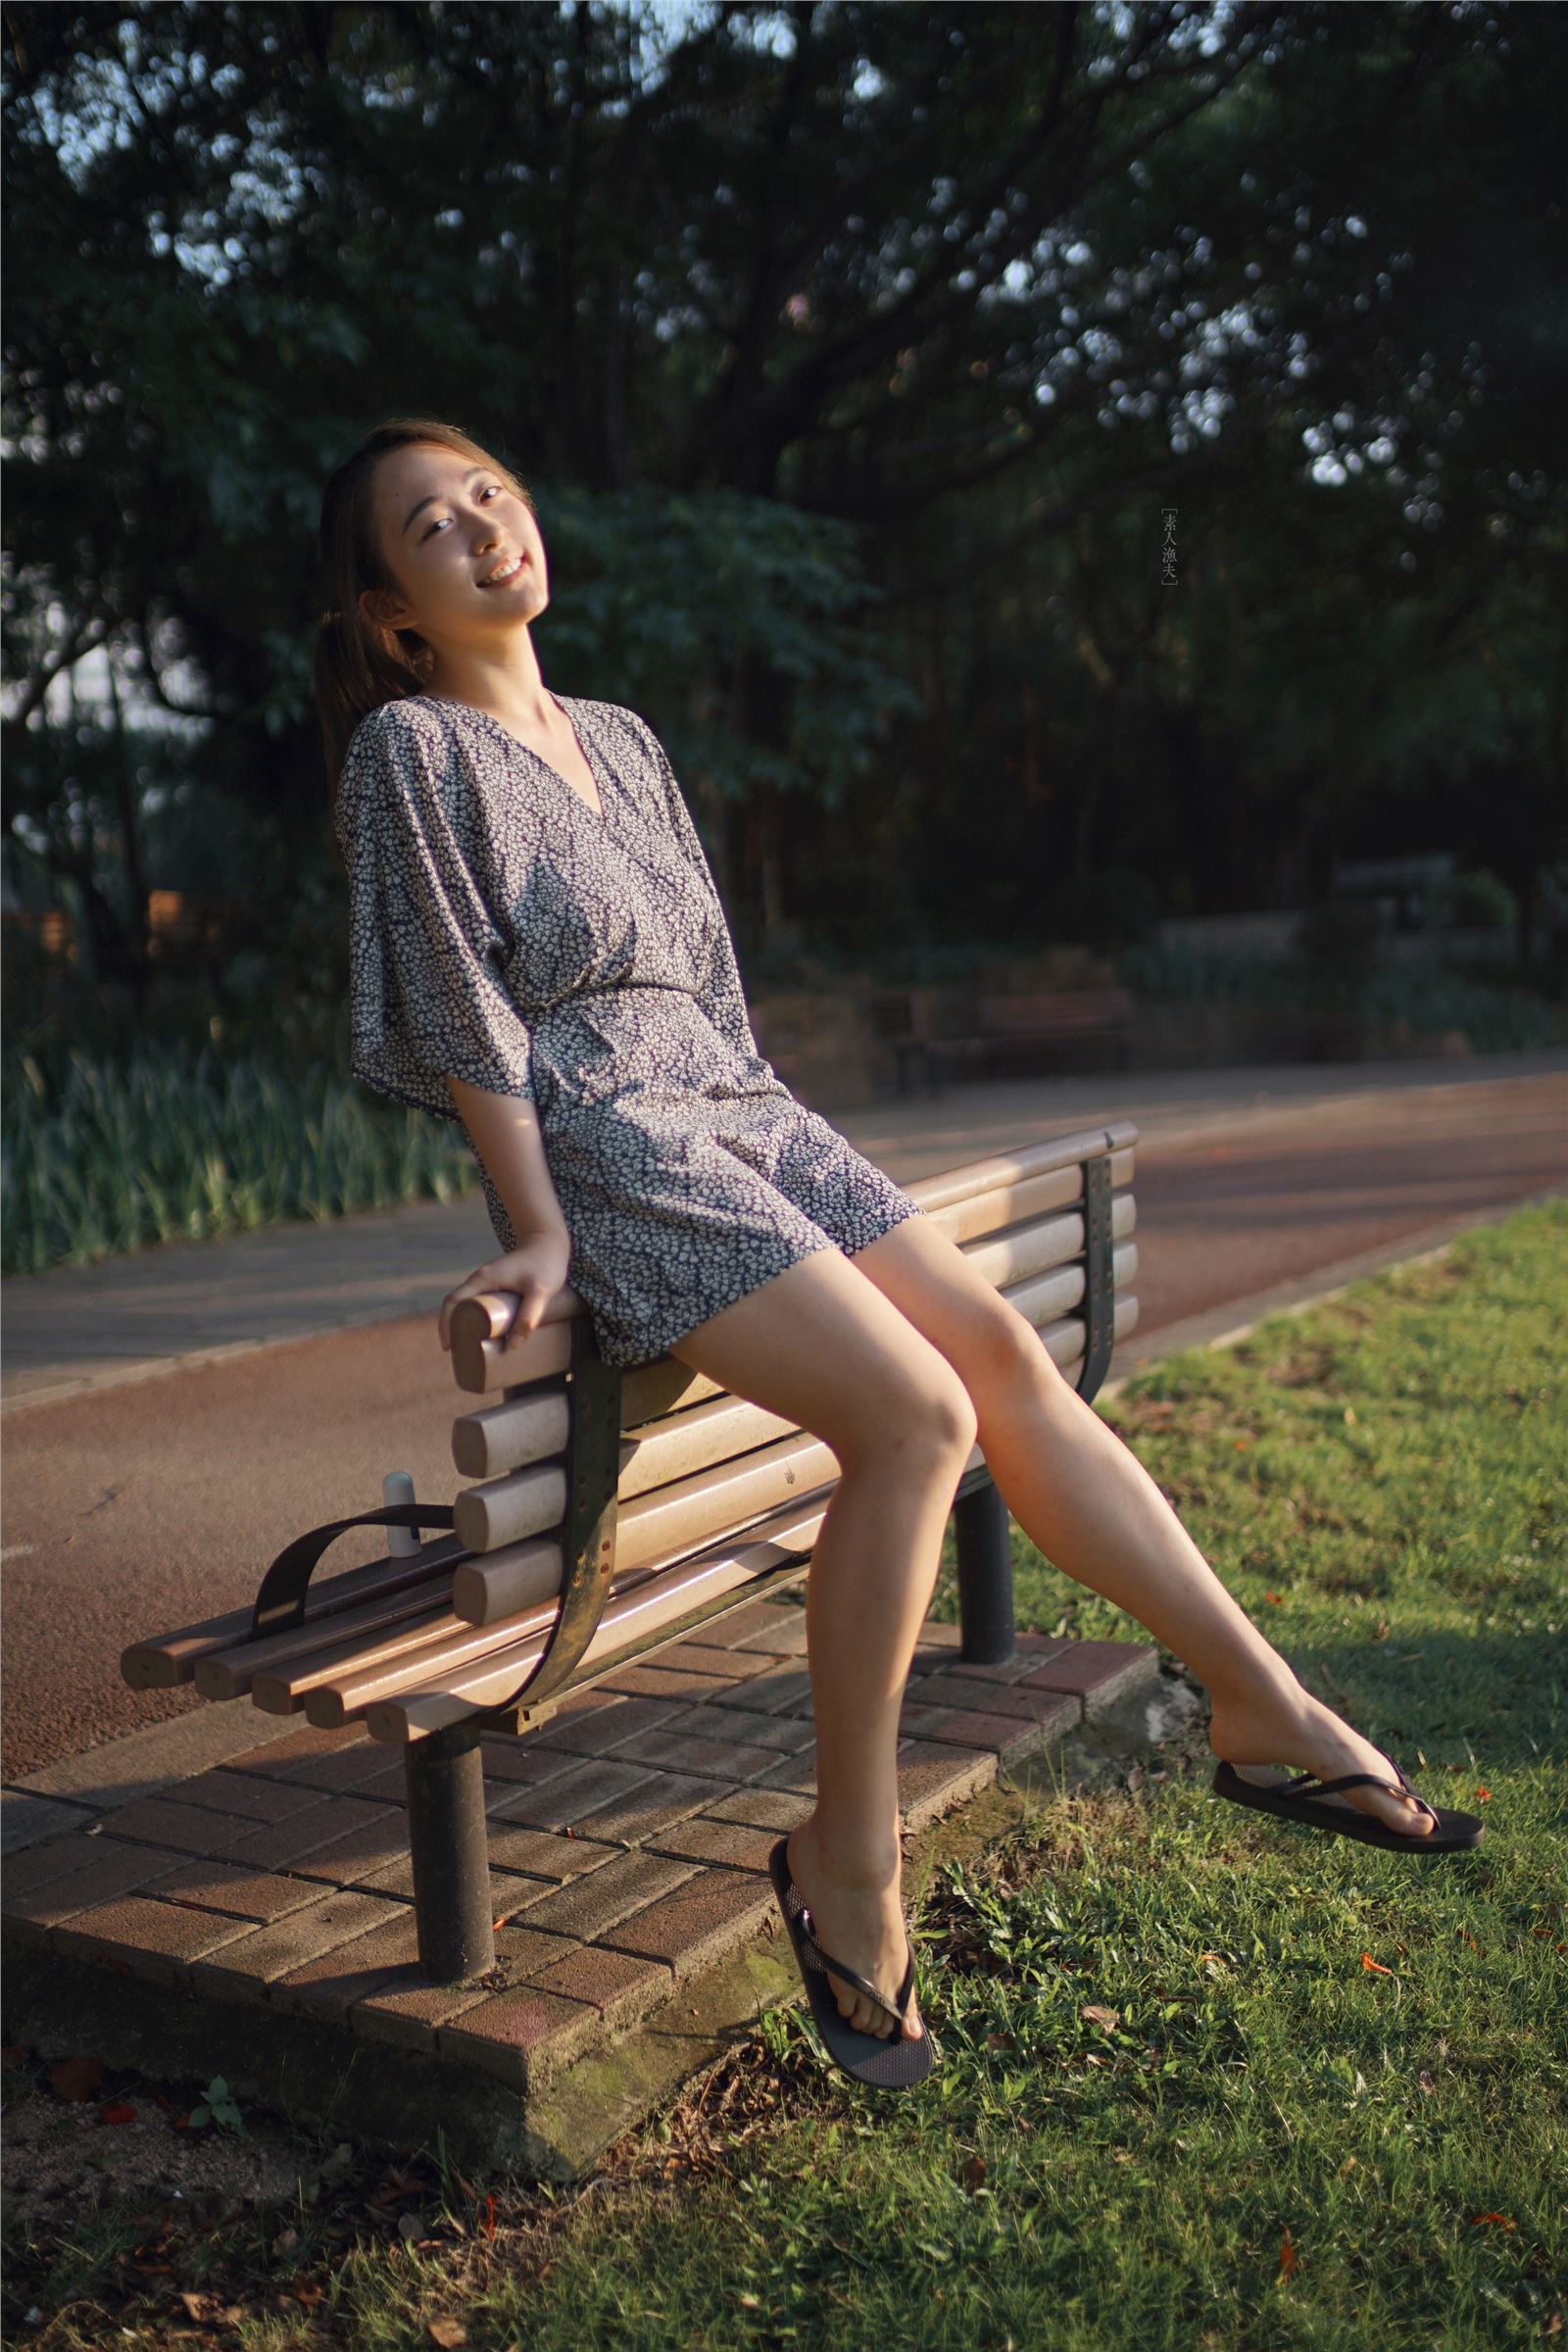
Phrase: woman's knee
[
  {"left": 842, "top": 1357, "right": 977, "bottom": 1476},
  {"left": 666, "top": 1246, "right": 976, "bottom": 1469}
]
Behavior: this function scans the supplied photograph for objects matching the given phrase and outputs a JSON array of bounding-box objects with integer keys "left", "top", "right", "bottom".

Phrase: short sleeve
[
  {"left": 626, "top": 710, "right": 769, "bottom": 1066},
  {"left": 335, "top": 702, "right": 536, "bottom": 1122}
]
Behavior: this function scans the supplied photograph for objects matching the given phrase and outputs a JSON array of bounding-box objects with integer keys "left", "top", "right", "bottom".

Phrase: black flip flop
[
  {"left": 1210, "top": 1755, "right": 1484, "bottom": 1852},
  {"left": 767, "top": 1837, "right": 938, "bottom": 2087}
]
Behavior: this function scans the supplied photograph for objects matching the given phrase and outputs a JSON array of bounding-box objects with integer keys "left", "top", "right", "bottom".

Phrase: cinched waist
[{"left": 532, "top": 980, "right": 687, "bottom": 1026}]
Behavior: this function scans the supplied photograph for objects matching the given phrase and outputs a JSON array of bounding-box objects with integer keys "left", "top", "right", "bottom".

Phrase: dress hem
[
  {"left": 592, "top": 1227, "right": 842, "bottom": 1372},
  {"left": 588, "top": 1191, "right": 925, "bottom": 1372}
]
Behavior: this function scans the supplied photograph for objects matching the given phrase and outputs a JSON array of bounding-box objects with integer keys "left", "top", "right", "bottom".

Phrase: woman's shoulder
[
  {"left": 566, "top": 696, "right": 662, "bottom": 764},
  {"left": 341, "top": 694, "right": 468, "bottom": 804},
  {"left": 337, "top": 699, "right": 478, "bottom": 864},
  {"left": 344, "top": 692, "right": 453, "bottom": 764}
]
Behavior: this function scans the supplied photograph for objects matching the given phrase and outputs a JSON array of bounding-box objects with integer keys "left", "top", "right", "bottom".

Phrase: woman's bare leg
[
  {"left": 668, "top": 1246, "right": 979, "bottom": 2042},
  {"left": 849, "top": 1214, "right": 1440, "bottom": 1839}
]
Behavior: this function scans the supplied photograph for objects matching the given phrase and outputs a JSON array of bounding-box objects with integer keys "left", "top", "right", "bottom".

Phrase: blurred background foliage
[{"left": 3, "top": 1, "right": 1565, "bottom": 1267}]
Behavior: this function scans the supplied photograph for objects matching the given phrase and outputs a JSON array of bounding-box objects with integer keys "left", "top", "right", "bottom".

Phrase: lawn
[{"left": 5, "top": 1199, "right": 1564, "bottom": 2349}]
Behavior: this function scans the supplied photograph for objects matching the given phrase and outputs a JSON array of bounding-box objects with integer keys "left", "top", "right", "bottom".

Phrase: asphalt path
[{"left": 3, "top": 1055, "right": 1562, "bottom": 1782}]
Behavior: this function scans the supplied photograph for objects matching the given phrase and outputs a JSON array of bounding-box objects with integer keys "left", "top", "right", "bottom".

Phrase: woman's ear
[{"left": 360, "top": 583, "right": 411, "bottom": 633}]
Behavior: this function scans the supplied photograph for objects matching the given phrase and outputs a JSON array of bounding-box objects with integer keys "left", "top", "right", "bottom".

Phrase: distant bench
[
  {"left": 123, "top": 1120, "right": 1140, "bottom": 1987},
  {"left": 873, "top": 987, "right": 1136, "bottom": 1096}
]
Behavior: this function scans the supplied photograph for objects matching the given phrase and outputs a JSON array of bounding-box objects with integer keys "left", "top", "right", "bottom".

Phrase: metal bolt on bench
[{"left": 122, "top": 1122, "right": 1141, "bottom": 1986}]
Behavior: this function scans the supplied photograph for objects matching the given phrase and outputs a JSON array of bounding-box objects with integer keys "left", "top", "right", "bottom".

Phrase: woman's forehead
[{"left": 377, "top": 443, "right": 488, "bottom": 512}]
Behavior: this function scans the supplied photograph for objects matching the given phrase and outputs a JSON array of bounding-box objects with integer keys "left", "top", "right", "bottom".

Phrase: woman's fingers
[
  {"left": 503, "top": 1282, "right": 546, "bottom": 1348},
  {"left": 438, "top": 1250, "right": 563, "bottom": 1356},
  {"left": 438, "top": 1264, "right": 504, "bottom": 1353}
]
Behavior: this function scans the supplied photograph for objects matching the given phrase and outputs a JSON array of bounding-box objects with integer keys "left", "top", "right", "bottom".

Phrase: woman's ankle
[
  {"left": 1205, "top": 1660, "right": 1309, "bottom": 1732},
  {"left": 795, "top": 1809, "right": 902, "bottom": 1890}
]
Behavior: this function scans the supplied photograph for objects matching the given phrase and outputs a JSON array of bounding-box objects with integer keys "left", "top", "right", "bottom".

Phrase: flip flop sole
[
  {"left": 1210, "top": 1760, "right": 1484, "bottom": 1851},
  {"left": 767, "top": 1838, "right": 937, "bottom": 2088}
]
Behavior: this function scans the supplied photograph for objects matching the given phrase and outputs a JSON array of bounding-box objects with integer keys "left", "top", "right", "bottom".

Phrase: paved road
[{"left": 3, "top": 1053, "right": 1563, "bottom": 1781}]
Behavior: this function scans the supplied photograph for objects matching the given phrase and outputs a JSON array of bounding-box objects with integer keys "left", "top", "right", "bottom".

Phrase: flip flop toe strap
[
  {"left": 1265, "top": 1764, "right": 1438, "bottom": 1826},
  {"left": 1390, "top": 1762, "right": 1441, "bottom": 1826},
  {"left": 798, "top": 1906, "right": 913, "bottom": 2026}
]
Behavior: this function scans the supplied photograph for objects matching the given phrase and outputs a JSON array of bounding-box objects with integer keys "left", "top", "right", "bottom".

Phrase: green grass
[{"left": 5, "top": 1201, "right": 1564, "bottom": 2348}]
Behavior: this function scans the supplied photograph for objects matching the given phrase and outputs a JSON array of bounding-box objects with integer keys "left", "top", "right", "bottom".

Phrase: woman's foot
[
  {"left": 1206, "top": 1679, "right": 1439, "bottom": 1838},
  {"left": 785, "top": 1816, "right": 926, "bottom": 2043}
]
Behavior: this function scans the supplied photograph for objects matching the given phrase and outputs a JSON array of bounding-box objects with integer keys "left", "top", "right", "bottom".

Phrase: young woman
[{"left": 316, "top": 418, "right": 1473, "bottom": 2090}]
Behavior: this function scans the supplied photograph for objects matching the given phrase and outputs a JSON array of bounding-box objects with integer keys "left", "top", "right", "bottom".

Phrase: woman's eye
[{"left": 422, "top": 485, "right": 502, "bottom": 540}]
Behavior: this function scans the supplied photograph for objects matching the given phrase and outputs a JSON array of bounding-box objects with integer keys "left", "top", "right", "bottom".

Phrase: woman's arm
[
  {"left": 444, "top": 1074, "right": 569, "bottom": 1248},
  {"left": 437, "top": 1075, "right": 572, "bottom": 1355}
]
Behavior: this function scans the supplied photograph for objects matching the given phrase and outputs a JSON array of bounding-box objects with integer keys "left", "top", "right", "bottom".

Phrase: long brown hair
[{"left": 312, "top": 416, "right": 537, "bottom": 805}]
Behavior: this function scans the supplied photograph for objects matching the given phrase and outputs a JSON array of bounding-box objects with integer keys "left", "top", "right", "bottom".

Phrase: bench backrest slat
[
  {"left": 975, "top": 990, "right": 1135, "bottom": 1032},
  {"left": 449, "top": 1124, "right": 1136, "bottom": 1396},
  {"left": 449, "top": 1179, "right": 1136, "bottom": 1554}
]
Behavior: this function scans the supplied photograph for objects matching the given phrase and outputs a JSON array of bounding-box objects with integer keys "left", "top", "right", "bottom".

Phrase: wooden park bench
[
  {"left": 874, "top": 986, "right": 1135, "bottom": 1096},
  {"left": 122, "top": 1120, "right": 1140, "bottom": 1990}
]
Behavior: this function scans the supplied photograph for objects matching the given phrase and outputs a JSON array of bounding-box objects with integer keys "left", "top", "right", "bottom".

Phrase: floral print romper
[{"left": 335, "top": 692, "right": 924, "bottom": 1369}]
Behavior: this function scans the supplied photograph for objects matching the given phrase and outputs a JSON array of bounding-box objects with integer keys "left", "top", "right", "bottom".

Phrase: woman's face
[{"left": 362, "top": 442, "right": 548, "bottom": 651}]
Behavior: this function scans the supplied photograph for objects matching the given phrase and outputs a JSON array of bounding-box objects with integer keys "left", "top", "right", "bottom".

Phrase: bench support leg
[
  {"left": 405, "top": 1723, "right": 495, "bottom": 1984},
  {"left": 954, "top": 1476, "right": 1014, "bottom": 1666}
]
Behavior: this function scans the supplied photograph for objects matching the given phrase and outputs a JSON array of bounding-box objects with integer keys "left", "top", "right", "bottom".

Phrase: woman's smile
[{"left": 476, "top": 552, "right": 528, "bottom": 589}]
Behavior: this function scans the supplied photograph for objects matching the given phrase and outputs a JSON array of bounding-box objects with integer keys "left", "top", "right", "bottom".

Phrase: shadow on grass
[{"left": 1284, "top": 1623, "right": 1567, "bottom": 1778}]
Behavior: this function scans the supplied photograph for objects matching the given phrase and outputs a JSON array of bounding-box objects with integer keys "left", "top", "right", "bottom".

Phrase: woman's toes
[
  {"left": 1366, "top": 1757, "right": 1437, "bottom": 1834},
  {"left": 836, "top": 1984, "right": 892, "bottom": 2036}
]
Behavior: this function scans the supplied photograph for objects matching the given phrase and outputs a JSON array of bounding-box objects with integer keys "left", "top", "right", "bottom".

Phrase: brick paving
[{"left": 3, "top": 1597, "right": 1158, "bottom": 2114}]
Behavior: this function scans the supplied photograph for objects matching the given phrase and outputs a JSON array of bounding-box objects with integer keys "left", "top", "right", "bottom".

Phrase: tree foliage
[{"left": 3, "top": 0, "right": 1563, "bottom": 1039}]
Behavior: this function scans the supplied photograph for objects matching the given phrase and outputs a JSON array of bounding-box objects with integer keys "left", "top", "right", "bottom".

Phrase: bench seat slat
[
  {"left": 195, "top": 1581, "right": 460, "bottom": 1702},
  {"left": 364, "top": 1488, "right": 843, "bottom": 1743},
  {"left": 206, "top": 1536, "right": 564, "bottom": 1706},
  {"left": 119, "top": 1537, "right": 467, "bottom": 1691},
  {"left": 266, "top": 1582, "right": 578, "bottom": 1723},
  {"left": 305, "top": 1476, "right": 840, "bottom": 1729}
]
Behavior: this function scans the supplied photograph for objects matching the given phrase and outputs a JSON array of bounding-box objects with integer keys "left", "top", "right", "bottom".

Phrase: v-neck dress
[{"left": 334, "top": 691, "right": 924, "bottom": 1369}]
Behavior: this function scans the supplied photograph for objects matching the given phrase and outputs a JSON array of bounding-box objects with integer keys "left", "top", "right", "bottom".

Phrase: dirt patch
[{"left": 1, "top": 2047, "right": 316, "bottom": 2233}]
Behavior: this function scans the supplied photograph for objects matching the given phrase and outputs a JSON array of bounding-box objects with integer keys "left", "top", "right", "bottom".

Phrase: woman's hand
[{"left": 437, "top": 1231, "right": 573, "bottom": 1357}]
